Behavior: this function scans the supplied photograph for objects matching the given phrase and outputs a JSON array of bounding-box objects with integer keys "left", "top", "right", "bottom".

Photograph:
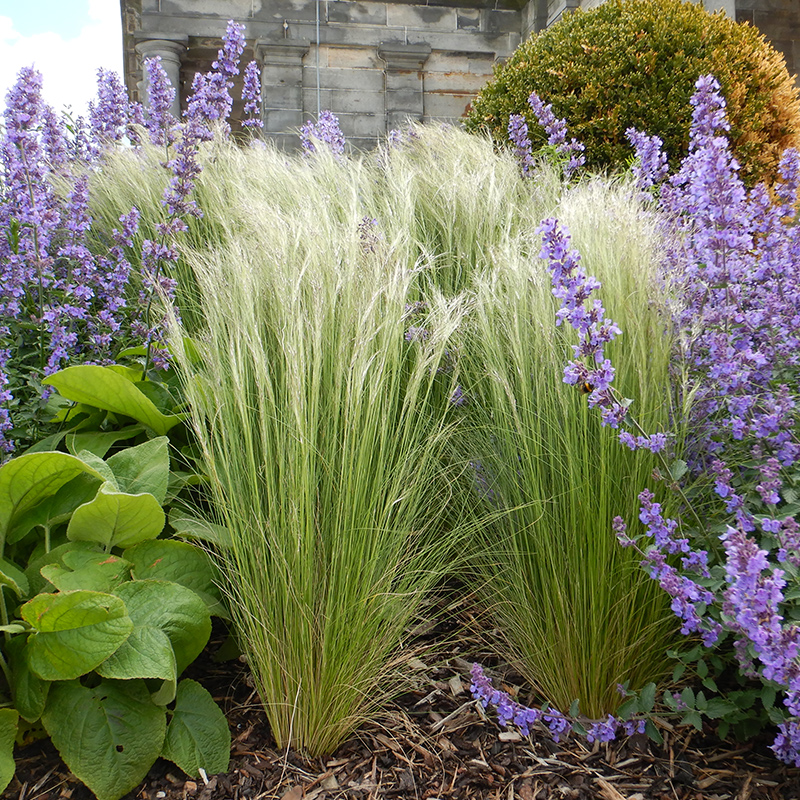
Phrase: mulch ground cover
[{"left": 5, "top": 602, "right": 800, "bottom": 800}]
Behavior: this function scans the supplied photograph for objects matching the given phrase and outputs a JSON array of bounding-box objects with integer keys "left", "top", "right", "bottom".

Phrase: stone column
[
  {"left": 256, "top": 39, "right": 310, "bottom": 149},
  {"left": 378, "top": 42, "right": 432, "bottom": 131},
  {"left": 135, "top": 33, "right": 188, "bottom": 119}
]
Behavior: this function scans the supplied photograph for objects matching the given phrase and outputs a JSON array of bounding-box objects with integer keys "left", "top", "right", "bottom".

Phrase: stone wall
[{"left": 121, "top": 0, "right": 800, "bottom": 151}]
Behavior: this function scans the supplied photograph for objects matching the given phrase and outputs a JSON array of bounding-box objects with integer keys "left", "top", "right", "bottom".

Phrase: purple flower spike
[
  {"left": 300, "top": 110, "right": 346, "bottom": 157},
  {"left": 242, "top": 60, "right": 263, "bottom": 129},
  {"left": 508, "top": 113, "right": 534, "bottom": 176},
  {"left": 528, "top": 91, "right": 585, "bottom": 179},
  {"left": 144, "top": 56, "right": 177, "bottom": 146}
]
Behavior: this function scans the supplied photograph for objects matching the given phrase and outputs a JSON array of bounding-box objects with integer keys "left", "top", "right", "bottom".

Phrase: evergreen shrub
[{"left": 464, "top": 0, "right": 800, "bottom": 184}]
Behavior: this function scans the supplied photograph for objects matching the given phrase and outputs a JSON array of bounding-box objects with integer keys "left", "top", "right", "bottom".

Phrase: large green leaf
[
  {"left": 21, "top": 590, "right": 133, "bottom": 681},
  {"left": 124, "top": 540, "right": 225, "bottom": 617},
  {"left": 0, "top": 557, "right": 29, "bottom": 598},
  {"left": 96, "top": 626, "right": 177, "bottom": 683},
  {"left": 0, "top": 452, "right": 105, "bottom": 543},
  {"left": 106, "top": 437, "right": 170, "bottom": 504},
  {"left": 67, "top": 425, "right": 145, "bottom": 459},
  {"left": 6, "top": 636, "right": 49, "bottom": 722},
  {"left": 42, "top": 679, "right": 166, "bottom": 800},
  {"left": 25, "top": 541, "right": 99, "bottom": 597},
  {"left": 162, "top": 679, "right": 230, "bottom": 778},
  {"left": 66, "top": 484, "right": 165, "bottom": 550},
  {"left": 0, "top": 709, "right": 18, "bottom": 793},
  {"left": 113, "top": 580, "right": 210, "bottom": 675},
  {"left": 6, "top": 472, "right": 103, "bottom": 545},
  {"left": 43, "top": 366, "right": 181, "bottom": 436},
  {"left": 41, "top": 550, "right": 132, "bottom": 593},
  {"left": 168, "top": 510, "right": 232, "bottom": 548}
]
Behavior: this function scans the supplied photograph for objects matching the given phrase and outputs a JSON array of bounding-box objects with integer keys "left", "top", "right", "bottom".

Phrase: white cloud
[{"left": 0, "top": 6, "right": 124, "bottom": 118}]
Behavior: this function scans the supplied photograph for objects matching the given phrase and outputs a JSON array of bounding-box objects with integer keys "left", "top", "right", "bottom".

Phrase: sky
[{"left": 0, "top": 0, "right": 124, "bottom": 118}]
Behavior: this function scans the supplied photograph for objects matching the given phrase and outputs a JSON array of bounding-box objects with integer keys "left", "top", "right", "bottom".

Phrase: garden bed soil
[{"left": 5, "top": 611, "right": 800, "bottom": 800}]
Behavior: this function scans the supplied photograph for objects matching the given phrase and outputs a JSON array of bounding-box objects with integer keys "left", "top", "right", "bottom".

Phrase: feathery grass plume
[
  {"left": 166, "top": 136, "right": 470, "bottom": 756},
  {"left": 455, "top": 174, "right": 679, "bottom": 718}
]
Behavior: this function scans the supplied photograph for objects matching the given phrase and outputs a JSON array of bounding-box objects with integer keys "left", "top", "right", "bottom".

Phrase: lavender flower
[
  {"left": 144, "top": 56, "right": 177, "bottom": 146},
  {"left": 242, "top": 60, "right": 263, "bottom": 129},
  {"left": 300, "top": 110, "right": 346, "bottom": 157},
  {"left": 528, "top": 91, "right": 585, "bottom": 179},
  {"left": 625, "top": 128, "right": 669, "bottom": 195},
  {"left": 185, "top": 20, "right": 247, "bottom": 138},
  {"left": 508, "top": 113, "right": 534, "bottom": 176},
  {"left": 89, "top": 68, "right": 130, "bottom": 147}
]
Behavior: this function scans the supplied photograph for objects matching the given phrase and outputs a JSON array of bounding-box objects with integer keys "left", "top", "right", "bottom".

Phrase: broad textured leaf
[
  {"left": 106, "top": 437, "right": 170, "bottom": 504},
  {"left": 42, "top": 678, "right": 165, "bottom": 800},
  {"left": 124, "top": 540, "right": 225, "bottom": 617},
  {"left": 67, "top": 425, "right": 145, "bottom": 459},
  {"left": 6, "top": 636, "right": 49, "bottom": 722},
  {"left": 25, "top": 541, "right": 100, "bottom": 597},
  {"left": 67, "top": 484, "right": 165, "bottom": 549},
  {"left": 0, "top": 709, "right": 18, "bottom": 793},
  {"left": 43, "top": 366, "right": 181, "bottom": 436},
  {"left": 113, "top": 581, "right": 210, "bottom": 675},
  {"left": 168, "top": 511, "right": 231, "bottom": 548},
  {"left": 6, "top": 472, "right": 103, "bottom": 545},
  {"left": 162, "top": 679, "right": 230, "bottom": 777},
  {"left": 75, "top": 451, "right": 117, "bottom": 487},
  {"left": 41, "top": 551, "right": 131, "bottom": 593},
  {"left": 96, "top": 626, "right": 177, "bottom": 682},
  {"left": 0, "top": 452, "right": 104, "bottom": 542},
  {"left": 21, "top": 590, "right": 133, "bottom": 681},
  {"left": 0, "top": 557, "right": 29, "bottom": 598}
]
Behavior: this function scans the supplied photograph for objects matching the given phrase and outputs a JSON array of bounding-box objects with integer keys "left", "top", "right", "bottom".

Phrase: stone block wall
[{"left": 121, "top": 0, "right": 800, "bottom": 152}]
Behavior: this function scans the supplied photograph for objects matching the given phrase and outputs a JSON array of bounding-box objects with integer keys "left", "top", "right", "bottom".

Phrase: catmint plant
[
  {"left": 527, "top": 92, "right": 585, "bottom": 179},
  {"left": 300, "top": 110, "right": 346, "bottom": 157},
  {"left": 241, "top": 60, "right": 263, "bottom": 130}
]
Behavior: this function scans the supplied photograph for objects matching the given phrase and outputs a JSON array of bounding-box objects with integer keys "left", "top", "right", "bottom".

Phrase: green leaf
[
  {"left": 669, "top": 459, "right": 688, "bottom": 481},
  {"left": 96, "top": 626, "right": 177, "bottom": 683},
  {"left": 21, "top": 590, "right": 133, "bottom": 681},
  {"left": 75, "top": 451, "right": 118, "bottom": 488},
  {"left": 0, "top": 709, "right": 18, "bottom": 793},
  {"left": 67, "top": 484, "right": 165, "bottom": 550},
  {"left": 639, "top": 682, "right": 656, "bottom": 714},
  {"left": 644, "top": 718, "right": 663, "bottom": 744},
  {"left": 0, "top": 557, "right": 29, "bottom": 598},
  {"left": 6, "top": 636, "right": 49, "bottom": 723},
  {"left": 113, "top": 580, "right": 211, "bottom": 675},
  {"left": 41, "top": 551, "right": 132, "bottom": 593},
  {"left": 124, "top": 540, "right": 225, "bottom": 618},
  {"left": 25, "top": 541, "right": 99, "bottom": 597},
  {"left": 0, "top": 452, "right": 105, "bottom": 543},
  {"left": 43, "top": 366, "right": 181, "bottom": 436},
  {"left": 704, "top": 698, "right": 737, "bottom": 720},
  {"left": 168, "top": 511, "right": 231, "bottom": 548},
  {"left": 162, "top": 680, "right": 230, "bottom": 778},
  {"left": 680, "top": 710, "right": 704, "bottom": 731},
  {"left": 761, "top": 686, "right": 777, "bottom": 710},
  {"left": 67, "top": 425, "right": 145, "bottom": 459},
  {"left": 42, "top": 678, "right": 166, "bottom": 800},
  {"left": 106, "top": 437, "right": 170, "bottom": 504},
  {"left": 680, "top": 687, "right": 695, "bottom": 708},
  {"left": 6, "top": 472, "right": 103, "bottom": 545}
]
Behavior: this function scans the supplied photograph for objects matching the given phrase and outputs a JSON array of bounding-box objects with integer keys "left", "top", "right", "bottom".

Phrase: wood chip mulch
[{"left": 5, "top": 611, "right": 800, "bottom": 800}]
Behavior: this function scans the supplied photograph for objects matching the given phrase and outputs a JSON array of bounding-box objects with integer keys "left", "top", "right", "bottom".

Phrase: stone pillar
[
  {"left": 134, "top": 34, "right": 188, "bottom": 119},
  {"left": 256, "top": 39, "right": 310, "bottom": 149},
  {"left": 378, "top": 42, "right": 432, "bottom": 131}
]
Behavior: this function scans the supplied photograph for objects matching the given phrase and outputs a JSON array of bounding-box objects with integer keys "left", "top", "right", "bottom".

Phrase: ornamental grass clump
[
  {"left": 165, "top": 140, "right": 469, "bottom": 756},
  {"left": 455, "top": 174, "right": 677, "bottom": 718}
]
